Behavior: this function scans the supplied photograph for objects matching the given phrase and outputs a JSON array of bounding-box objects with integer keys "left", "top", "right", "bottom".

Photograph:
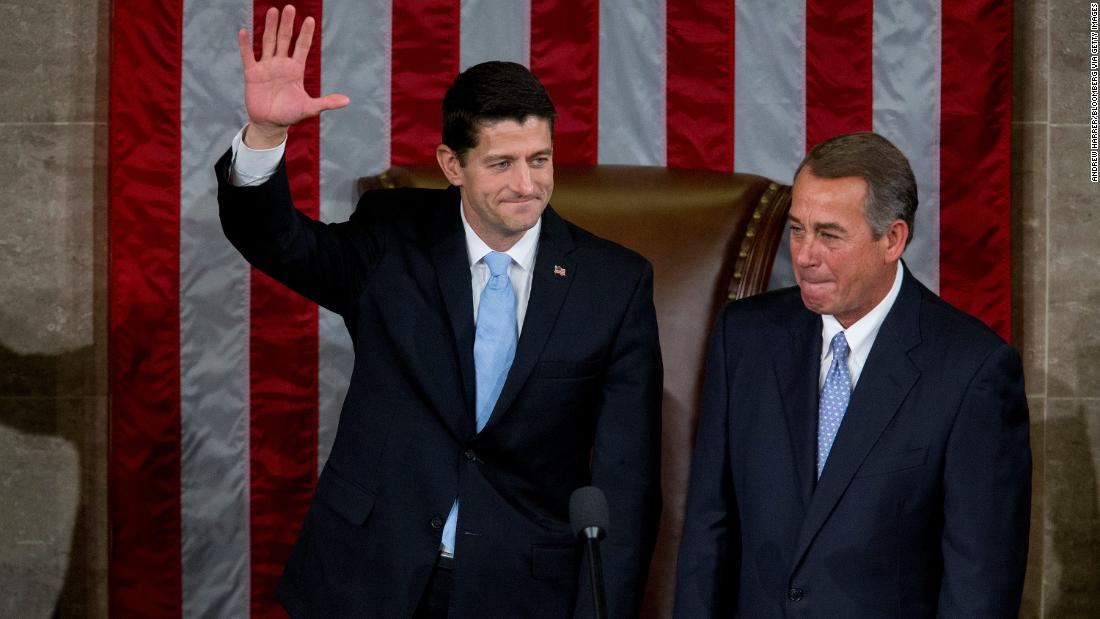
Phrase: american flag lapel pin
[{"left": 553, "top": 265, "right": 567, "bottom": 278}]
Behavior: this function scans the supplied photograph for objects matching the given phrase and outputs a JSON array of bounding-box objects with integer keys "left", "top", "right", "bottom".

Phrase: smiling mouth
[{"left": 503, "top": 197, "right": 543, "bottom": 206}]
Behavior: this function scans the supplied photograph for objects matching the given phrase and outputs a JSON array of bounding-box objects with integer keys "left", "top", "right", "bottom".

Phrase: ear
[
  {"left": 882, "top": 219, "right": 909, "bottom": 262},
  {"left": 436, "top": 145, "right": 464, "bottom": 186}
]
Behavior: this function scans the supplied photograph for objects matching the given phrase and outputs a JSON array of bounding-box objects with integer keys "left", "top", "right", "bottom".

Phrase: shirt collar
[
  {"left": 821, "top": 261, "right": 905, "bottom": 360},
  {"left": 459, "top": 202, "right": 541, "bottom": 271}
]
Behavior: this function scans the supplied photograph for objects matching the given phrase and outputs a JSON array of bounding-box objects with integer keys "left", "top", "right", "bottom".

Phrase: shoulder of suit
[
  {"left": 719, "top": 285, "right": 806, "bottom": 327},
  {"left": 703, "top": 288, "right": 806, "bottom": 363},
  {"left": 913, "top": 283, "right": 1010, "bottom": 352},
  {"left": 343, "top": 186, "right": 458, "bottom": 245},
  {"left": 352, "top": 186, "right": 452, "bottom": 221}
]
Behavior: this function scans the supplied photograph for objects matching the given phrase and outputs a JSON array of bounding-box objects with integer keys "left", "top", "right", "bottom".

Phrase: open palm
[{"left": 238, "top": 5, "right": 348, "bottom": 145}]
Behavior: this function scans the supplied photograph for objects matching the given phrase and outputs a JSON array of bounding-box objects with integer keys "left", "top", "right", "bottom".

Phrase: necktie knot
[
  {"left": 483, "top": 251, "right": 511, "bottom": 277},
  {"left": 830, "top": 331, "right": 850, "bottom": 362}
]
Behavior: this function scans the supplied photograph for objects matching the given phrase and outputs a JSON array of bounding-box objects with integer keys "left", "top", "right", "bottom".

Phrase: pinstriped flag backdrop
[{"left": 108, "top": 0, "right": 1012, "bottom": 615}]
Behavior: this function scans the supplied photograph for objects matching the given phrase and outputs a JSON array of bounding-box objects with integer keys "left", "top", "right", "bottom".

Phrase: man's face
[
  {"left": 788, "top": 168, "right": 906, "bottom": 327},
  {"left": 436, "top": 117, "right": 553, "bottom": 251}
]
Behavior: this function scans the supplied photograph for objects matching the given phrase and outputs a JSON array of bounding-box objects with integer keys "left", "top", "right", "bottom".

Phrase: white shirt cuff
[{"left": 229, "top": 126, "right": 286, "bottom": 187}]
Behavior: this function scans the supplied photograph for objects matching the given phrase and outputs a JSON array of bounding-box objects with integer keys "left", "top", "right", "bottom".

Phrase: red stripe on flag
[
  {"left": 530, "top": 0, "right": 599, "bottom": 165},
  {"left": 940, "top": 0, "right": 1012, "bottom": 340},
  {"left": 250, "top": 3, "right": 322, "bottom": 615},
  {"left": 804, "top": 0, "right": 874, "bottom": 148},
  {"left": 108, "top": 0, "right": 183, "bottom": 615},
  {"left": 391, "top": 0, "right": 460, "bottom": 165},
  {"left": 666, "top": 0, "right": 735, "bottom": 171}
]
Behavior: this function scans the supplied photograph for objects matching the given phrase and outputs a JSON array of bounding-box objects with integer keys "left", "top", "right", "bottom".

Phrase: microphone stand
[{"left": 582, "top": 526, "right": 608, "bottom": 619}]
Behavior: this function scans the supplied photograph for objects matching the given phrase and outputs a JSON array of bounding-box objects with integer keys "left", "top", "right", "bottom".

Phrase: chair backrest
[{"left": 360, "top": 163, "right": 792, "bottom": 618}]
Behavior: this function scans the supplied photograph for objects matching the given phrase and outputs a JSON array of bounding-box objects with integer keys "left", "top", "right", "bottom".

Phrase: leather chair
[{"left": 360, "top": 164, "right": 792, "bottom": 618}]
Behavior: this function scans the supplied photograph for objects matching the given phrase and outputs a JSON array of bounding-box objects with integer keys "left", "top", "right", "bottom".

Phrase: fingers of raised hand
[
  {"left": 237, "top": 28, "right": 255, "bottom": 69},
  {"left": 247, "top": 6, "right": 308, "bottom": 66},
  {"left": 292, "top": 16, "right": 315, "bottom": 64},
  {"left": 275, "top": 4, "right": 297, "bottom": 58},
  {"left": 309, "top": 93, "right": 351, "bottom": 115},
  {"left": 261, "top": 6, "right": 279, "bottom": 60}
]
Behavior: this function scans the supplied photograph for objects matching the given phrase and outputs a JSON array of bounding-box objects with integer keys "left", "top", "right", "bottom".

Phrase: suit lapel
[
  {"left": 792, "top": 269, "right": 923, "bottom": 567},
  {"left": 482, "top": 206, "right": 575, "bottom": 432},
  {"left": 775, "top": 303, "right": 824, "bottom": 512},
  {"left": 429, "top": 188, "right": 478, "bottom": 439}
]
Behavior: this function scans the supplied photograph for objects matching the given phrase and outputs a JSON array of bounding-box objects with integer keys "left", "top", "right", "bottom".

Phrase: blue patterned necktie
[
  {"left": 473, "top": 251, "right": 518, "bottom": 432},
  {"left": 441, "top": 251, "right": 518, "bottom": 552},
  {"left": 817, "top": 332, "right": 851, "bottom": 478}
]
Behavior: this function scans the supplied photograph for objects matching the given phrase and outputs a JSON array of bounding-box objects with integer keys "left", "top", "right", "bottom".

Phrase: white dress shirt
[{"left": 228, "top": 126, "right": 285, "bottom": 186}]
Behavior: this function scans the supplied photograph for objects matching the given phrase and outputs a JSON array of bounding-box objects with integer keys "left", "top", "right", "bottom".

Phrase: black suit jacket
[
  {"left": 675, "top": 267, "right": 1030, "bottom": 617},
  {"left": 216, "top": 152, "right": 662, "bottom": 618}
]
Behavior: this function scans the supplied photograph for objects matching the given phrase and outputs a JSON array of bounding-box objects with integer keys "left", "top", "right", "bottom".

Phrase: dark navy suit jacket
[
  {"left": 675, "top": 268, "right": 1030, "bottom": 617},
  {"left": 216, "top": 152, "right": 662, "bottom": 618}
]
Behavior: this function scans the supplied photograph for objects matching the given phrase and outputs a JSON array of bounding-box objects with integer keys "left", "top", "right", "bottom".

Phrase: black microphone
[{"left": 570, "top": 486, "right": 609, "bottom": 619}]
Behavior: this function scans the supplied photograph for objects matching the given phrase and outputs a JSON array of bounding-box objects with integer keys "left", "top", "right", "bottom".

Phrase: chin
[
  {"left": 514, "top": 207, "right": 546, "bottom": 226},
  {"left": 502, "top": 219, "right": 538, "bottom": 237},
  {"left": 799, "top": 291, "right": 832, "bottom": 316}
]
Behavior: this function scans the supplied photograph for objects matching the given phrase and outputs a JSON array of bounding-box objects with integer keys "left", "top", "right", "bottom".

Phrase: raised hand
[{"left": 238, "top": 5, "right": 349, "bottom": 148}]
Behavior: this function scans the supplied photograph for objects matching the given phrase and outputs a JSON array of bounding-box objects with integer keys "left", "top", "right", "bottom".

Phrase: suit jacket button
[
  {"left": 430, "top": 515, "right": 443, "bottom": 529},
  {"left": 464, "top": 449, "right": 477, "bottom": 462},
  {"left": 788, "top": 587, "right": 804, "bottom": 602}
]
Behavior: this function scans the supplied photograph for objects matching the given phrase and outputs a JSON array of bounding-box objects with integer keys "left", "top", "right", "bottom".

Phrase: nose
[
  {"left": 511, "top": 162, "right": 535, "bottom": 196},
  {"left": 792, "top": 234, "right": 817, "bottom": 268}
]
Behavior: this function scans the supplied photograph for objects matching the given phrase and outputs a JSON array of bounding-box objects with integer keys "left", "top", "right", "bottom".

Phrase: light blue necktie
[
  {"left": 472, "top": 251, "right": 518, "bottom": 431},
  {"left": 816, "top": 332, "right": 851, "bottom": 478},
  {"left": 441, "top": 251, "right": 518, "bottom": 552}
]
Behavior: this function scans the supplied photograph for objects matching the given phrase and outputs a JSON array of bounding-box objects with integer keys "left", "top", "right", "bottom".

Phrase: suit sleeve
[
  {"left": 215, "top": 147, "right": 382, "bottom": 315},
  {"left": 578, "top": 262, "right": 663, "bottom": 619},
  {"left": 673, "top": 308, "right": 739, "bottom": 618},
  {"left": 938, "top": 342, "right": 1031, "bottom": 616}
]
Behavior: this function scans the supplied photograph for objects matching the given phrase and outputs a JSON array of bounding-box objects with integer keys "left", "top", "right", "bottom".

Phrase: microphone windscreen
[{"left": 569, "top": 486, "right": 610, "bottom": 538}]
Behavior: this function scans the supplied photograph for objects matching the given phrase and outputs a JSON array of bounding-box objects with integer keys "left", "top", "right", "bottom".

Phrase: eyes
[
  {"left": 790, "top": 223, "right": 841, "bottom": 242},
  {"left": 488, "top": 155, "right": 551, "bottom": 171}
]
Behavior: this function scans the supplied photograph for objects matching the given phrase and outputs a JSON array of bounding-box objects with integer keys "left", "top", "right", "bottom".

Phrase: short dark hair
[
  {"left": 441, "top": 61, "right": 557, "bottom": 164},
  {"left": 795, "top": 131, "right": 918, "bottom": 246}
]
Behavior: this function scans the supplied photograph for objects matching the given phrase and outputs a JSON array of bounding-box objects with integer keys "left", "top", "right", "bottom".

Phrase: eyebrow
[
  {"left": 481, "top": 148, "right": 553, "bottom": 163},
  {"left": 789, "top": 215, "right": 846, "bottom": 234}
]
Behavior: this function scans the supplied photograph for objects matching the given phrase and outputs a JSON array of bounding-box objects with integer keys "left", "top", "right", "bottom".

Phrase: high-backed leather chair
[{"left": 360, "top": 164, "right": 792, "bottom": 618}]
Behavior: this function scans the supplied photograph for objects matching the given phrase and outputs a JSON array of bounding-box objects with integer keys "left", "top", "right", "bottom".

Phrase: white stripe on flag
[
  {"left": 319, "top": 0, "right": 393, "bottom": 472},
  {"left": 179, "top": 0, "right": 252, "bottom": 616},
  {"left": 734, "top": 0, "right": 805, "bottom": 289},
  {"left": 461, "top": 0, "right": 530, "bottom": 69},
  {"left": 873, "top": 0, "right": 941, "bottom": 291},
  {"left": 598, "top": 0, "right": 666, "bottom": 165}
]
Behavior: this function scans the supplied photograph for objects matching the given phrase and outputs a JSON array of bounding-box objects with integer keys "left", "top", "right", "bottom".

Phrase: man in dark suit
[
  {"left": 216, "top": 6, "right": 662, "bottom": 617},
  {"left": 675, "top": 132, "right": 1031, "bottom": 617}
]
